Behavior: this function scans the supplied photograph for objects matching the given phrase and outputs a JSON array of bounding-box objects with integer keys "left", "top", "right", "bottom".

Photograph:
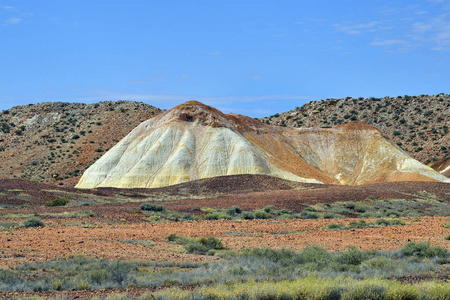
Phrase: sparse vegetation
[
  {"left": 20, "top": 216, "right": 45, "bottom": 228},
  {"left": 45, "top": 198, "right": 69, "bottom": 207},
  {"left": 0, "top": 243, "right": 448, "bottom": 296}
]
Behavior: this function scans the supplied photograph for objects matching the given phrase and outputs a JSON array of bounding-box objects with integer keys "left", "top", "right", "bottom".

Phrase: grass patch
[
  {"left": 40, "top": 210, "right": 95, "bottom": 218},
  {"left": 326, "top": 218, "right": 405, "bottom": 230},
  {"left": 120, "top": 239, "right": 154, "bottom": 248},
  {"left": 0, "top": 242, "right": 448, "bottom": 293},
  {"left": 154, "top": 277, "right": 450, "bottom": 300}
]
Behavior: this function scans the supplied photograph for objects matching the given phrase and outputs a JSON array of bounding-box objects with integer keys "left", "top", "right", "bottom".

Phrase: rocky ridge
[
  {"left": 0, "top": 101, "right": 161, "bottom": 186},
  {"left": 76, "top": 101, "right": 449, "bottom": 189},
  {"left": 259, "top": 94, "right": 449, "bottom": 165}
]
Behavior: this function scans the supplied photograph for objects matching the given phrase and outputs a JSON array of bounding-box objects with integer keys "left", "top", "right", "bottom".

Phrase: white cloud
[
  {"left": 4, "top": 17, "right": 20, "bottom": 25},
  {"left": 335, "top": 3, "right": 450, "bottom": 52},
  {"left": 3, "top": 6, "right": 16, "bottom": 10},
  {"left": 412, "top": 15, "right": 450, "bottom": 48},
  {"left": 181, "top": 74, "right": 191, "bottom": 79},
  {"left": 334, "top": 21, "right": 379, "bottom": 35},
  {"left": 210, "top": 50, "right": 222, "bottom": 55},
  {"left": 370, "top": 39, "right": 406, "bottom": 46}
]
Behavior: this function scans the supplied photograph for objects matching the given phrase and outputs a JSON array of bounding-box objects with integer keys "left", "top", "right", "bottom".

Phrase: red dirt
[
  {"left": 0, "top": 177, "right": 449, "bottom": 299},
  {"left": 0, "top": 217, "right": 449, "bottom": 269}
]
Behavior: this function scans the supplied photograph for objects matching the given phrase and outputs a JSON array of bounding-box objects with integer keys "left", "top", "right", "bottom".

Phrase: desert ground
[{"left": 0, "top": 175, "right": 449, "bottom": 299}]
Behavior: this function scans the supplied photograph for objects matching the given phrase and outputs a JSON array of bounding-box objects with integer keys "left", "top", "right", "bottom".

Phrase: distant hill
[
  {"left": 260, "top": 94, "right": 449, "bottom": 165},
  {"left": 0, "top": 101, "right": 161, "bottom": 186}
]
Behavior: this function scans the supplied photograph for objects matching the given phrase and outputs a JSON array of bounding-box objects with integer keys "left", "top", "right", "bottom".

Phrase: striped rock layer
[{"left": 76, "top": 101, "right": 450, "bottom": 188}]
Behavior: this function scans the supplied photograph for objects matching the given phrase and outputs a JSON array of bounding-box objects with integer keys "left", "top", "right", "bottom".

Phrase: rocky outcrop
[{"left": 76, "top": 101, "right": 449, "bottom": 189}]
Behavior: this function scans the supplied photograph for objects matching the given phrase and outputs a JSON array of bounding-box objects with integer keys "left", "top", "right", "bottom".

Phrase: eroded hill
[
  {"left": 76, "top": 101, "right": 449, "bottom": 189},
  {"left": 260, "top": 94, "right": 449, "bottom": 165}
]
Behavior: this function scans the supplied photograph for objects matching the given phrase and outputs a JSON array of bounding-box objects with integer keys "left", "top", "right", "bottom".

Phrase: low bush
[
  {"left": 263, "top": 205, "right": 276, "bottom": 213},
  {"left": 203, "top": 212, "right": 230, "bottom": 220},
  {"left": 20, "top": 217, "right": 45, "bottom": 228},
  {"left": 185, "top": 237, "right": 226, "bottom": 255},
  {"left": 226, "top": 206, "right": 242, "bottom": 216},
  {"left": 327, "top": 223, "right": 344, "bottom": 230},
  {"left": 300, "top": 211, "right": 319, "bottom": 219},
  {"left": 140, "top": 203, "right": 165, "bottom": 212},
  {"left": 253, "top": 210, "right": 273, "bottom": 219},
  {"left": 166, "top": 234, "right": 226, "bottom": 255},
  {"left": 400, "top": 242, "right": 447, "bottom": 258},
  {"left": 45, "top": 198, "right": 69, "bottom": 207},
  {"left": 336, "top": 247, "right": 368, "bottom": 265},
  {"left": 242, "top": 212, "right": 255, "bottom": 220}
]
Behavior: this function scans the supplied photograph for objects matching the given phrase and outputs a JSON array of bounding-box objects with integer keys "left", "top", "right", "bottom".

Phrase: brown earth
[
  {"left": 0, "top": 176, "right": 449, "bottom": 266},
  {"left": 0, "top": 176, "right": 450, "bottom": 299}
]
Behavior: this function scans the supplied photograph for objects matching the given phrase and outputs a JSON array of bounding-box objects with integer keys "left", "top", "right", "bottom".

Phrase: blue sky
[{"left": 1, "top": 0, "right": 449, "bottom": 117}]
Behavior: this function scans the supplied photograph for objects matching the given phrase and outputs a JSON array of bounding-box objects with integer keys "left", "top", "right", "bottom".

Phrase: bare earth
[
  {"left": 1, "top": 217, "right": 449, "bottom": 269},
  {"left": 0, "top": 176, "right": 449, "bottom": 299}
]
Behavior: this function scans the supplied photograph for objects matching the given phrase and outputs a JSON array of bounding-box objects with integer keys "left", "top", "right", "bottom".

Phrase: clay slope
[
  {"left": 0, "top": 101, "right": 161, "bottom": 186},
  {"left": 76, "top": 101, "right": 449, "bottom": 189},
  {"left": 260, "top": 94, "right": 449, "bottom": 165},
  {"left": 428, "top": 157, "right": 450, "bottom": 178}
]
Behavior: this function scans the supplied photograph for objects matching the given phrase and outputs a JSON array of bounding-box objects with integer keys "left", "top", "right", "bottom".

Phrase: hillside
[
  {"left": 0, "top": 101, "right": 161, "bottom": 186},
  {"left": 76, "top": 101, "right": 448, "bottom": 189},
  {"left": 260, "top": 94, "right": 449, "bottom": 165}
]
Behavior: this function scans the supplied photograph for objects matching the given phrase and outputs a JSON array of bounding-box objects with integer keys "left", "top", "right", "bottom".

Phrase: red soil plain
[{"left": 0, "top": 175, "right": 449, "bottom": 298}]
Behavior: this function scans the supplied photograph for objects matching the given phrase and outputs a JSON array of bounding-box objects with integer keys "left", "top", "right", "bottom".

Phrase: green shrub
[
  {"left": 242, "top": 212, "right": 254, "bottom": 220},
  {"left": 400, "top": 242, "right": 447, "bottom": 258},
  {"left": 344, "top": 202, "right": 356, "bottom": 210},
  {"left": 185, "top": 237, "right": 226, "bottom": 255},
  {"left": 203, "top": 212, "right": 230, "bottom": 220},
  {"left": 21, "top": 217, "right": 45, "bottom": 228},
  {"left": 263, "top": 205, "right": 276, "bottom": 213},
  {"left": 226, "top": 206, "right": 242, "bottom": 216},
  {"left": 323, "top": 212, "right": 341, "bottom": 219},
  {"left": 299, "top": 245, "right": 331, "bottom": 265},
  {"left": 376, "top": 219, "right": 390, "bottom": 226},
  {"left": 253, "top": 210, "right": 273, "bottom": 219},
  {"left": 45, "top": 198, "right": 69, "bottom": 207},
  {"left": 140, "top": 203, "right": 166, "bottom": 212},
  {"left": 327, "top": 223, "right": 344, "bottom": 230},
  {"left": 279, "top": 213, "right": 295, "bottom": 219},
  {"left": 348, "top": 220, "right": 368, "bottom": 228},
  {"left": 181, "top": 213, "right": 197, "bottom": 221},
  {"left": 165, "top": 234, "right": 192, "bottom": 245},
  {"left": 276, "top": 209, "right": 292, "bottom": 216},
  {"left": 300, "top": 211, "right": 319, "bottom": 219},
  {"left": 336, "top": 247, "right": 368, "bottom": 265}
]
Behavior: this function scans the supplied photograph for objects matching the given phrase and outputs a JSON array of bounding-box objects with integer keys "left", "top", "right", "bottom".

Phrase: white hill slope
[{"left": 76, "top": 101, "right": 449, "bottom": 189}]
